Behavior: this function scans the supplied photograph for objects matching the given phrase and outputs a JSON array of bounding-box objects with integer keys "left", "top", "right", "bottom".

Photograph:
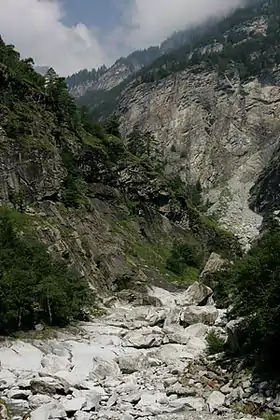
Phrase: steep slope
[
  {"left": 0, "top": 37, "right": 238, "bottom": 306},
  {"left": 66, "top": 47, "right": 161, "bottom": 98},
  {"left": 79, "top": 0, "right": 280, "bottom": 247}
]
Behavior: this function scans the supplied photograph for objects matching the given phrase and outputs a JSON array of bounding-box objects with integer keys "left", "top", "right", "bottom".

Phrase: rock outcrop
[{"left": 118, "top": 71, "right": 280, "bottom": 247}]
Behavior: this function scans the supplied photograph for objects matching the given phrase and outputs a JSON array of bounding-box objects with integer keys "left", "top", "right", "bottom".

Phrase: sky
[{"left": 0, "top": 0, "right": 246, "bottom": 76}]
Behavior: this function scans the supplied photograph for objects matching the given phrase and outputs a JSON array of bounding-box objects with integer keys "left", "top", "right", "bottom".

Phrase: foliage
[
  {"left": 213, "top": 225, "right": 280, "bottom": 374},
  {"left": 206, "top": 331, "right": 226, "bottom": 355},
  {"left": 166, "top": 238, "right": 203, "bottom": 275},
  {"left": 0, "top": 209, "right": 94, "bottom": 333},
  {"left": 127, "top": 127, "right": 157, "bottom": 158}
]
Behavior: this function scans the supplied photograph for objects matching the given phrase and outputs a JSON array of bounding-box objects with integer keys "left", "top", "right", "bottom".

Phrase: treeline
[{"left": 0, "top": 209, "right": 94, "bottom": 333}]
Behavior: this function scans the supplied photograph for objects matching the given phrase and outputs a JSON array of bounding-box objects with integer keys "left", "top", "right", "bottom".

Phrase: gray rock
[
  {"left": 181, "top": 306, "right": 219, "bottom": 326},
  {"left": 30, "top": 376, "right": 70, "bottom": 396},
  {"left": 117, "top": 352, "right": 144, "bottom": 373},
  {"left": 7, "top": 389, "right": 31, "bottom": 400},
  {"left": 62, "top": 397, "right": 86, "bottom": 413},
  {"left": 207, "top": 391, "right": 226, "bottom": 413},
  {"left": 176, "top": 282, "right": 213, "bottom": 306},
  {"left": 0, "top": 370, "right": 17, "bottom": 390},
  {"left": 124, "top": 326, "right": 164, "bottom": 348},
  {"left": 30, "top": 401, "right": 66, "bottom": 419},
  {"left": 92, "top": 357, "right": 121, "bottom": 380},
  {"left": 41, "top": 354, "right": 71, "bottom": 375},
  {"left": 28, "top": 394, "right": 55, "bottom": 410}
]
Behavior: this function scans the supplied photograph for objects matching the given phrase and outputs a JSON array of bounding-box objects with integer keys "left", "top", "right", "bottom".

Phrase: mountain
[
  {"left": 66, "top": 47, "right": 162, "bottom": 98},
  {"left": 3, "top": 2, "right": 280, "bottom": 413},
  {"left": 73, "top": 0, "right": 280, "bottom": 249},
  {"left": 0, "top": 35, "right": 239, "bottom": 334}
]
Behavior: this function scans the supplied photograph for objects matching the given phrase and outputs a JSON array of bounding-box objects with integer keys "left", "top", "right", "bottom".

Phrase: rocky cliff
[
  {"left": 75, "top": 0, "right": 280, "bottom": 248},
  {"left": 0, "top": 37, "right": 238, "bottom": 301}
]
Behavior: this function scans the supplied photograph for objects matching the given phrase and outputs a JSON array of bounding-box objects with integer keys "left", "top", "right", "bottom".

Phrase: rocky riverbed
[{"left": 0, "top": 283, "right": 272, "bottom": 420}]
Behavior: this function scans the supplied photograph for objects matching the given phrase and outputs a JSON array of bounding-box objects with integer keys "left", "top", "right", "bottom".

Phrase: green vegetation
[
  {"left": 166, "top": 238, "right": 203, "bottom": 274},
  {"left": 213, "top": 225, "right": 280, "bottom": 375},
  {"left": 206, "top": 331, "right": 226, "bottom": 355},
  {"left": 0, "top": 208, "right": 94, "bottom": 333}
]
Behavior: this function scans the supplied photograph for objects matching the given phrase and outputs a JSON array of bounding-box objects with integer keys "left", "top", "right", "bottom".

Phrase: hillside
[
  {"left": 73, "top": 0, "right": 280, "bottom": 247},
  {"left": 0, "top": 36, "right": 241, "bottom": 332}
]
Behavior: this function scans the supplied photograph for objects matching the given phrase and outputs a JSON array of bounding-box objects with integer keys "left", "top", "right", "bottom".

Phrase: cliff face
[
  {"left": 118, "top": 69, "right": 280, "bottom": 247},
  {"left": 0, "top": 37, "right": 239, "bottom": 299}
]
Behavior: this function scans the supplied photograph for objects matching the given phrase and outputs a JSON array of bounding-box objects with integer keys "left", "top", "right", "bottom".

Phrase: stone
[
  {"left": 0, "top": 370, "right": 17, "bottom": 390},
  {"left": 207, "top": 390, "right": 226, "bottom": 413},
  {"left": 62, "top": 397, "right": 86, "bottom": 413},
  {"left": 124, "top": 326, "right": 164, "bottom": 348},
  {"left": 91, "top": 357, "right": 121, "bottom": 380},
  {"left": 30, "top": 376, "right": 70, "bottom": 396},
  {"left": 28, "top": 394, "right": 55, "bottom": 410},
  {"left": 175, "top": 282, "right": 213, "bottom": 306},
  {"left": 30, "top": 402, "right": 66, "bottom": 419},
  {"left": 41, "top": 354, "right": 71, "bottom": 375},
  {"left": 226, "top": 318, "right": 244, "bottom": 353},
  {"left": 147, "top": 286, "right": 176, "bottom": 307},
  {"left": 74, "top": 412, "right": 92, "bottom": 420},
  {"left": 117, "top": 351, "right": 144, "bottom": 373},
  {"left": 0, "top": 402, "right": 9, "bottom": 420},
  {"left": 200, "top": 253, "right": 226, "bottom": 286},
  {"left": 180, "top": 306, "right": 219, "bottom": 326},
  {"left": 7, "top": 389, "right": 31, "bottom": 400},
  {"left": 0, "top": 341, "right": 43, "bottom": 371}
]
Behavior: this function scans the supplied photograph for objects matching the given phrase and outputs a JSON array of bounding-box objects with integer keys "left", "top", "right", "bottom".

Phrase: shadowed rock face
[
  {"left": 118, "top": 71, "right": 280, "bottom": 247},
  {"left": 0, "top": 284, "right": 262, "bottom": 420}
]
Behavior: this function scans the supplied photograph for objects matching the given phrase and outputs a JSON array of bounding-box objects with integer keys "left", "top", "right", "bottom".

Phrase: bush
[
  {"left": 166, "top": 238, "right": 203, "bottom": 275},
  {"left": 206, "top": 331, "right": 226, "bottom": 355},
  {"left": 0, "top": 210, "right": 94, "bottom": 333},
  {"left": 222, "top": 226, "right": 280, "bottom": 374}
]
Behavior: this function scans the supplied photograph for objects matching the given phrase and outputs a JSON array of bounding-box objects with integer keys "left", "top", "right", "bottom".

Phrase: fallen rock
[
  {"left": 30, "top": 401, "right": 66, "bottom": 419},
  {"left": 207, "top": 390, "right": 226, "bottom": 413},
  {"left": 176, "top": 282, "right": 213, "bottom": 306},
  {"left": 30, "top": 376, "right": 70, "bottom": 396},
  {"left": 180, "top": 306, "right": 219, "bottom": 326},
  {"left": 124, "top": 326, "right": 164, "bottom": 348}
]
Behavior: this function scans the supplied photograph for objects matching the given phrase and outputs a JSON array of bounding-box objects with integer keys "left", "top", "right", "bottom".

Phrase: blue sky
[
  {"left": 0, "top": 0, "right": 245, "bottom": 75},
  {"left": 62, "top": 0, "right": 121, "bottom": 30}
]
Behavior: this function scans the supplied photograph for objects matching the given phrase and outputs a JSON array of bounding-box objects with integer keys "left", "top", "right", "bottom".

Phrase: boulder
[
  {"left": 28, "top": 394, "right": 55, "bottom": 410},
  {"left": 117, "top": 351, "right": 144, "bottom": 374},
  {"left": 123, "top": 326, "right": 164, "bottom": 348},
  {"left": 0, "top": 402, "right": 9, "bottom": 420},
  {"left": 207, "top": 390, "right": 225, "bottom": 413},
  {"left": 62, "top": 397, "right": 86, "bottom": 413},
  {"left": 200, "top": 253, "right": 226, "bottom": 288},
  {"left": 180, "top": 306, "right": 219, "bottom": 326},
  {"left": 176, "top": 282, "right": 213, "bottom": 306},
  {"left": 226, "top": 317, "right": 244, "bottom": 353},
  {"left": 91, "top": 358, "right": 121, "bottom": 380},
  {"left": 41, "top": 354, "right": 71, "bottom": 375},
  {"left": 30, "top": 376, "right": 70, "bottom": 396},
  {"left": 0, "top": 370, "right": 17, "bottom": 390},
  {"left": 30, "top": 401, "right": 66, "bottom": 420}
]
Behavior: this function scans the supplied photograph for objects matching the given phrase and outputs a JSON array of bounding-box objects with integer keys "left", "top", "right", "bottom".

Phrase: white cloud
[
  {"left": 0, "top": 0, "right": 108, "bottom": 75},
  {"left": 0, "top": 0, "right": 246, "bottom": 76},
  {"left": 126, "top": 0, "right": 245, "bottom": 48}
]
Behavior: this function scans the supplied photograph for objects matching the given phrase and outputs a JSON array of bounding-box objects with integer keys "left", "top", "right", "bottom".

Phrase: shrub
[
  {"left": 222, "top": 226, "right": 280, "bottom": 374},
  {"left": 166, "top": 238, "right": 203, "bottom": 275},
  {"left": 206, "top": 331, "right": 226, "bottom": 355},
  {"left": 0, "top": 210, "right": 94, "bottom": 333}
]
